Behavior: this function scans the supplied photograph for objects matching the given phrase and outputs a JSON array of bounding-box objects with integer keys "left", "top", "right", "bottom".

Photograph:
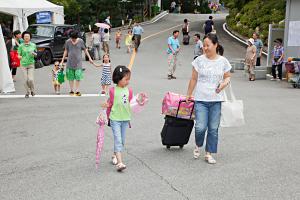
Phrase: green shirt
[
  {"left": 109, "top": 86, "right": 131, "bottom": 121},
  {"left": 18, "top": 42, "right": 37, "bottom": 67},
  {"left": 13, "top": 38, "right": 24, "bottom": 50}
]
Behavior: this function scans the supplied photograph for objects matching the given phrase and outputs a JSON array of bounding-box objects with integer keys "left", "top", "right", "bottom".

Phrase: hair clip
[{"left": 120, "top": 68, "right": 123, "bottom": 72}]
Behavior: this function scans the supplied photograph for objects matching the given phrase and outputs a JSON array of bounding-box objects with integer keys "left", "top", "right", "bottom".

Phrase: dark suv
[{"left": 27, "top": 24, "right": 85, "bottom": 66}]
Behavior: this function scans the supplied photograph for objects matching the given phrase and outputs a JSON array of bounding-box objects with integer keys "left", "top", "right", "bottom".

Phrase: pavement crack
[{"left": 126, "top": 150, "right": 190, "bottom": 200}]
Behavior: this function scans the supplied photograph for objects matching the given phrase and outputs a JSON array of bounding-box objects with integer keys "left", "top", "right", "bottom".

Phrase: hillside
[{"left": 224, "top": 0, "right": 286, "bottom": 44}]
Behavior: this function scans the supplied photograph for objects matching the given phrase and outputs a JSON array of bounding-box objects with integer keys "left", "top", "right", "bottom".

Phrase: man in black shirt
[{"left": 204, "top": 16, "right": 214, "bottom": 35}]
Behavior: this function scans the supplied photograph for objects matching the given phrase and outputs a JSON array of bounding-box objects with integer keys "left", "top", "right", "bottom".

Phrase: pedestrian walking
[
  {"left": 103, "top": 65, "right": 133, "bottom": 172},
  {"left": 105, "top": 16, "right": 112, "bottom": 28},
  {"left": 10, "top": 30, "right": 23, "bottom": 81},
  {"left": 167, "top": 30, "right": 180, "bottom": 80},
  {"left": 182, "top": 19, "right": 189, "bottom": 35},
  {"left": 170, "top": 1, "right": 176, "bottom": 13},
  {"left": 92, "top": 29, "right": 101, "bottom": 60},
  {"left": 193, "top": 33, "right": 203, "bottom": 60},
  {"left": 252, "top": 32, "right": 263, "bottom": 66},
  {"left": 245, "top": 38, "right": 257, "bottom": 81},
  {"left": 102, "top": 28, "right": 110, "bottom": 54},
  {"left": 52, "top": 61, "right": 63, "bottom": 94},
  {"left": 271, "top": 38, "right": 284, "bottom": 81},
  {"left": 126, "top": 10, "right": 134, "bottom": 28},
  {"left": 60, "top": 30, "right": 93, "bottom": 96},
  {"left": 115, "top": 29, "right": 122, "bottom": 49},
  {"left": 93, "top": 54, "right": 112, "bottom": 96},
  {"left": 182, "top": 19, "right": 190, "bottom": 45},
  {"left": 186, "top": 33, "right": 231, "bottom": 164},
  {"left": 203, "top": 16, "right": 214, "bottom": 35},
  {"left": 17, "top": 31, "right": 37, "bottom": 98},
  {"left": 125, "top": 30, "right": 133, "bottom": 53},
  {"left": 132, "top": 22, "right": 144, "bottom": 52}
]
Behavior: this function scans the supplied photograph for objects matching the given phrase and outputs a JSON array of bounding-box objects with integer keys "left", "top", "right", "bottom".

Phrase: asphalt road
[{"left": 0, "top": 14, "right": 299, "bottom": 200}]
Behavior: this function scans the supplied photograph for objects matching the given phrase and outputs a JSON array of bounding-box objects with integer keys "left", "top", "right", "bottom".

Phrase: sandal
[
  {"left": 116, "top": 163, "right": 126, "bottom": 172},
  {"left": 111, "top": 155, "right": 117, "bottom": 165},
  {"left": 193, "top": 146, "right": 200, "bottom": 159},
  {"left": 205, "top": 155, "right": 216, "bottom": 164}
]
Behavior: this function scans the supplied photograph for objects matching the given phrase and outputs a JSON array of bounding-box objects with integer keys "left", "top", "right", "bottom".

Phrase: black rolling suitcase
[
  {"left": 161, "top": 100, "right": 195, "bottom": 149},
  {"left": 182, "top": 34, "right": 190, "bottom": 45}
]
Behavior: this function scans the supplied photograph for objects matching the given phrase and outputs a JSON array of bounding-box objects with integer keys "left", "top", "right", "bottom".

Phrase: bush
[{"left": 225, "top": 0, "right": 286, "bottom": 44}]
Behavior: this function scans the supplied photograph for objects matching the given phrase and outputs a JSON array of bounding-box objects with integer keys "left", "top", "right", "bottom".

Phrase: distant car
[{"left": 27, "top": 24, "right": 85, "bottom": 66}]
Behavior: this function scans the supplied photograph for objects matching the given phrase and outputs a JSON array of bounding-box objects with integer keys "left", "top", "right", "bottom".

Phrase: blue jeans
[
  {"left": 110, "top": 120, "right": 129, "bottom": 153},
  {"left": 194, "top": 101, "right": 221, "bottom": 153}
]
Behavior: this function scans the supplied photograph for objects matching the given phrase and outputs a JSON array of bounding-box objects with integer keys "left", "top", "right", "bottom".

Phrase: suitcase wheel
[
  {"left": 179, "top": 145, "right": 184, "bottom": 149},
  {"left": 166, "top": 145, "right": 171, "bottom": 149}
]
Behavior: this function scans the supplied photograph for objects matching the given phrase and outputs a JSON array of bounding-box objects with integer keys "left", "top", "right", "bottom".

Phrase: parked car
[{"left": 27, "top": 24, "right": 85, "bottom": 66}]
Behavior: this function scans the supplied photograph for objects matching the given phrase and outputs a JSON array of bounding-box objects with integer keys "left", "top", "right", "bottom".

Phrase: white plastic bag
[{"left": 220, "top": 84, "right": 245, "bottom": 127}]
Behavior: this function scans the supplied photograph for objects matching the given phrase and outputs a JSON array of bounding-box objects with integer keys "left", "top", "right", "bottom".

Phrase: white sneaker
[{"left": 270, "top": 78, "right": 276, "bottom": 81}]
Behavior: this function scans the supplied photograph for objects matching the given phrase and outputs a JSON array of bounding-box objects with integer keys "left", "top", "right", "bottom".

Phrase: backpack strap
[
  {"left": 128, "top": 87, "right": 133, "bottom": 102},
  {"left": 109, "top": 87, "right": 115, "bottom": 106}
]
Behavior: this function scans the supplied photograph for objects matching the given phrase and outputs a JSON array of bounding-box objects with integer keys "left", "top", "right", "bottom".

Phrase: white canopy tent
[
  {"left": 0, "top": 25, "right": 15, "bottom": 93},
  {"left": 0, "top": 0, "right": 64, "bottom": 32}
]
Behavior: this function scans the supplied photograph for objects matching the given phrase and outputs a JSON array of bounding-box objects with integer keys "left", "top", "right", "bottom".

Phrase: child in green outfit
[{"left": 103, "top": 65, "right": 132, "bottom": 172}]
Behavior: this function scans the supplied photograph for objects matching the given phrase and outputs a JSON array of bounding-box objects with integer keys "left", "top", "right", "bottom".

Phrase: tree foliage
[{"left": 224, "top": 0, "right": 286, "bottom": 43}]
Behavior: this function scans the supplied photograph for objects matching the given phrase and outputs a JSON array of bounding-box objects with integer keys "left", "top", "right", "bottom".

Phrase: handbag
[
  {"left": 162, "top": 92, "right": 195, "bottom": 119},
  {"left": 220, "top": 84, "right": 245, "bottom": 127},
  {"left": 34, "top": 59, "right": 44, "bottom": 69},
  {"left": 57, "top": 70, "right": 65, "bottom": 84},
  {"left": 9, "top": 50, "right": 20, "bottom": 68}
]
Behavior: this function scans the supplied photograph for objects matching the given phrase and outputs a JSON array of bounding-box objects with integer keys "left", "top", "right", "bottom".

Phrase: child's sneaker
[
  {"left": 75, "top": 92, "right": 81, "bottom": 96},
  {"left": 111, "top": 155, "right": 118, "bottom": 165},
  {"left": 69, "top": 91, "right": 74, "bottom": 95}
]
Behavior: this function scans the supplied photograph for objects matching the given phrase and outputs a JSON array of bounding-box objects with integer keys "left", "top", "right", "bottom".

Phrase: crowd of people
[{"left": 2, "top": 14, "right": 285, "bottom": 173}]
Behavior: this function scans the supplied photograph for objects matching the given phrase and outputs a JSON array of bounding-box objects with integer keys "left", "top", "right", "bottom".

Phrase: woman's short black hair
[
  {"left": 13, "top": 30, "right": 21, "bottom": 37},
  {"left": 22, "top": 31, "right": 32, "bottom": 39},
  {"left": 70, "top": 30, "right": 79, "bottom": 39},
  {"left": 209, "top": 16, "right": 213, "bottom": 20},
  {"left": 113, "top": 65, "right": 131, "bottom": 84},
  {"left": 184, "top": 19, "right": 188, "bottom": 23}
]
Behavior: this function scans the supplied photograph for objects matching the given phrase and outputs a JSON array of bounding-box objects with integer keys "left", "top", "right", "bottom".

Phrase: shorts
[{"left": 66, "top": 68, "right": 84, "bottom": 81}]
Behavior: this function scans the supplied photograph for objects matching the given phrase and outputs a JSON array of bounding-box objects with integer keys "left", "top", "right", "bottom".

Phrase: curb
[
  {"left": 111, "top": 11, "right": 169, "bottom": 30},
  {"left": 223, "top": 23, "right": 268, "bottom": 56},
  {"left": 139, "top": 11, "right": 169, "bottom": 26}
]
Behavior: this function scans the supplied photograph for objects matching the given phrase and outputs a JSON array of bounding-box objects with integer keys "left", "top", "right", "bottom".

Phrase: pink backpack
[
  {"left": 106, "top": 87, "right": 133, "bottom": 126},
  {"left": 162, "top": 92, "right": 195, "bottom": 119}
]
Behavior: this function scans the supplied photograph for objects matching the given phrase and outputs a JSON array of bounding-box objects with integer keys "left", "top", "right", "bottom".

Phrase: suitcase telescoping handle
[{"left": 176, "top": 99, "right": 195, "bottom": 119}]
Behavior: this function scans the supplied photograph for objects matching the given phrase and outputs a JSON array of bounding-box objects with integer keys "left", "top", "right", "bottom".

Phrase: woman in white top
[
  {"left": 186, "top": 33, "right": 232, "bottom": 164},
  {"left": 91, "top": 29, "right": 101, "bottom": 60}
]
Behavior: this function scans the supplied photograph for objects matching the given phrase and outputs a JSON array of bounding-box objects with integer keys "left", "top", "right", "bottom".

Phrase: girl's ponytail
[{"left": 217, "top": 44, "right": 224, "bottom": 56}]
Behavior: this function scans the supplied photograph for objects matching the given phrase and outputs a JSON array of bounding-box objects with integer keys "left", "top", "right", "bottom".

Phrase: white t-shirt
[
  {"left": 92, "top": 33, "right": 101, "bottom": 45},
  {"left": 192, "top": 55, "right": 232, "bottom": 102},
  {"left": 103, "top": 33, "right": 110, "bottom": 42}
]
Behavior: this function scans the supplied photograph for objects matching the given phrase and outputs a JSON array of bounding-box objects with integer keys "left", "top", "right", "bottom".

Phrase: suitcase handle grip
[{"left": 176, "top": 99, "right": 195, "bottom": 119}]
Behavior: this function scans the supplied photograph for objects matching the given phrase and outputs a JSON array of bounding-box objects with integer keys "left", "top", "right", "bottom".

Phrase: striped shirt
[{"left": 101, "top": 63, "right": 112, "bottom": 85}]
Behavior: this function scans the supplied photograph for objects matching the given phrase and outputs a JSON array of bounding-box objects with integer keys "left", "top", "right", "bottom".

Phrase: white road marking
[{"left": 0, "top": 94, "right": 104, "bottom": 98}]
